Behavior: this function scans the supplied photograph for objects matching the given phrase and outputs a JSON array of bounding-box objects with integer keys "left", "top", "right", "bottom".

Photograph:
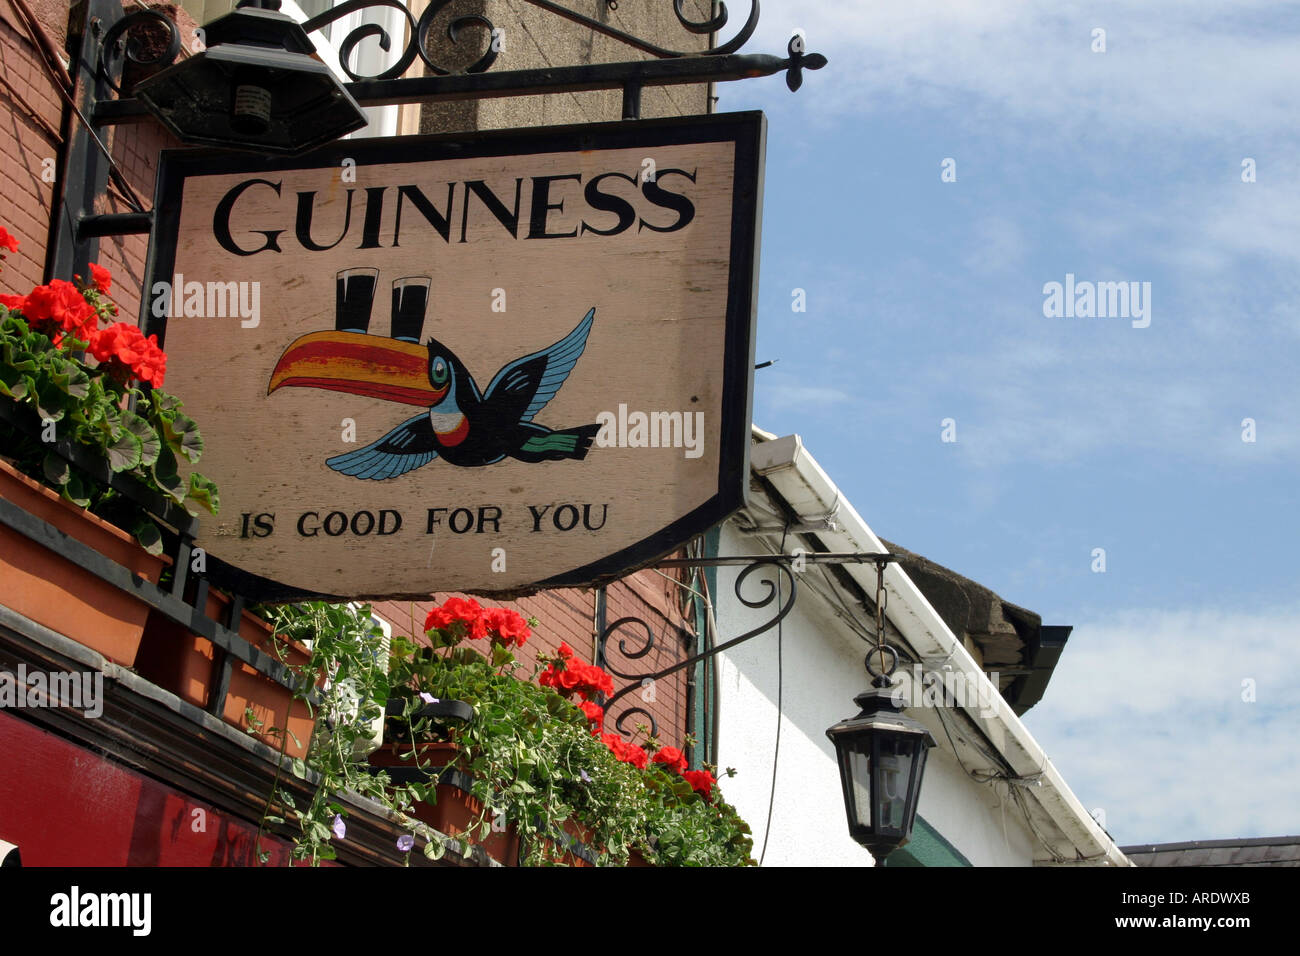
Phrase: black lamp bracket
[
  {"left": 592, "top": 550, "right": 896, "bottom": 737},
  {"left": 91, "top": 0, "right": 827, "bottom": 126},
  {"left": 595, "top": 557, "right": 797, "bottom": 741}
]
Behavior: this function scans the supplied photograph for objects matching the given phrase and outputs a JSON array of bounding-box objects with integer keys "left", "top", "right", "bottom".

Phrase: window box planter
[
  {"left": 0, "top": 458, "right": 166, "bottom": 666},
  {"left": 369, "top": 740, "right": 645, "bottom": 867},
  {"left": 134, "top": 588, "right": 315, "bottom": 759}
]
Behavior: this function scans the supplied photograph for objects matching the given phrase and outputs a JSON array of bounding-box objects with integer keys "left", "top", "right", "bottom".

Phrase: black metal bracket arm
[
  {"left": 89, "top": 0, "right": 826, "bottom": 127},
  {"left": 655, "top": 552, "right": 898, "bottom": 568},
  {"left": 55, "top": 0, "right": 824, "bottom": 267},
  {"left": 595, "top": 558, "right": 798, "bottom": 738},
  {"left": 594, "top": 553, "right": 899, "bottom": 738},
  {"left": 93, "top": 48, "right": 826, "bottom": 125}
]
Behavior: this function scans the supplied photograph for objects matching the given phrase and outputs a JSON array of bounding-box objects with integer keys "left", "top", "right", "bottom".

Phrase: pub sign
[{"left": 145, "top": 112, "right": 765, "bottom": 599}]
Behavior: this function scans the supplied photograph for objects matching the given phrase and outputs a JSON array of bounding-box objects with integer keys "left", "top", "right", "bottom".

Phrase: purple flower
[
  {"left": 332, "top": 814, "right": 346, "bottom": 840},
  {"left": 419, "top": 692, "right": 440, "bottom": 704},
  {"left": 580, "top": 769, "right": 592, "bottom": 783},
  {"left": 396, "top": 834, "right": 415, "bottom": 853}
]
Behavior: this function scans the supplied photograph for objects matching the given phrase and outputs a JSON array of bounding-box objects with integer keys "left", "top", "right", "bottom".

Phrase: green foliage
[
  {"left": 249, "top": 601, "right": 414, "bottom": 866},
  {"left": 0, "top": 307, "right": 219, "bottom": 549},
  {"left": 387, "top": 641, "right": 755, "bottom": 866},
  {"left": 246, "top": 605, "right": 754, "bottom": 867}
]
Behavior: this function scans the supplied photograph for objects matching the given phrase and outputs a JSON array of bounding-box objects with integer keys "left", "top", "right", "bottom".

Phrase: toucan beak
[{"left": 268, "top": 331, "right": 437, "bottom": 406}]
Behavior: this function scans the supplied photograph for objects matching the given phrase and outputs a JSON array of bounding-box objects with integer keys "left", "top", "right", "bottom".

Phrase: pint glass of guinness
[
  {"left": 391, "top": 276, "right": 431, "bottom": 343},
  {"left": 335, "top": 267, "right": 379, "bottom": 333}
]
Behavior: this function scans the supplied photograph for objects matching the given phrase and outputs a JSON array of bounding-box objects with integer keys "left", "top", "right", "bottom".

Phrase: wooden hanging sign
[{"left": 145, "top": 112, "right": 764, "bottom": 599}]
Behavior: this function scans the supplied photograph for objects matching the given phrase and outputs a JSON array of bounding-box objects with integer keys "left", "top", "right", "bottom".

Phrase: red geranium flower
[
  {"left": 556, "top": 641, "right": 574, "bottom": 659},
  {"left": 652, "top": 746, "right": 688, "bottom": 775},
  {"left": 89, "top": 322, "right": 166, "bottom": 386},
  {"left": 539, "top": 651, "right": 614, "bottom": 703},
  {"left": 578, "top": 700, "right": 603, "bottom": 727},
  {"left": 584, "top": 662, "right": 614, "bottom": 697},
  {"left": 0, "top": 293, "right": 26, "bottom": 312},
  {"left": 442, "top": 596, "right": 482, "bottom": 621},
  {"left": 0, "top": 225, "right": 18, "bottom": 255},
  {"left": 601, "top": 733, "right": 648, "bottom": 769},
  {"left": 424, "top": 596, "right": 484, "bottom": 638},
  {"left": 21, "top": 279, "right": 97, "bottom": 341},
  {"left": 424, "top": 606, "right": 454, "bottom": 631},
  {"left": 88, "top": 262, "right": 112, "bottom": 295},
  {"left": 483, "top": 606, "right": 530, "bottom": 648},
  {"left": 682, "top": 769, "right": 716, "bottom": 800}
]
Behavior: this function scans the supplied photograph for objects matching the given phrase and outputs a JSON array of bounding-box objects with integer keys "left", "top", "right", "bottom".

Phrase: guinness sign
[{"left": 145, "top": 112, "right": 765, "bottom": 599}]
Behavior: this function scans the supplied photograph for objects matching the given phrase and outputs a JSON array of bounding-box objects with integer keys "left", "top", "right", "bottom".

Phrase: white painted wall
[{"left": 713, "top": 520, "right": 1036, "bottom": 867}]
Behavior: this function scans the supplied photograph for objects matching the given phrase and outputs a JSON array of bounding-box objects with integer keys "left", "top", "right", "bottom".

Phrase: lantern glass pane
[
  {"left": 876, "top": 736, "right": 915, "bottom": 832},
  {"left": 848, "top": 745, "right": 872, "bottom": 829},
  {"left": 903, "top": 745, "right": 930, "bottom": 828}
]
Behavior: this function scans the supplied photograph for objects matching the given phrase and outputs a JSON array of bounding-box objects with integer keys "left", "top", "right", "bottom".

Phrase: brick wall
[
  {"left": 0, "top": 0, "right": 64, "bottom": 296},
  {"left": 0, "top": 1, "right": 195, "bottom": 321}
]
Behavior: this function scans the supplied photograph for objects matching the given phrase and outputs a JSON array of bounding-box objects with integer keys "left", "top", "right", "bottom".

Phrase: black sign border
[{"left": 145, "top": 111, "right": 764, "bottom": 601}]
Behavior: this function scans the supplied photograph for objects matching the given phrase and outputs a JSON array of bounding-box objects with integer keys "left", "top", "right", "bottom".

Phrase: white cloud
[
  {"left": 747, "top": 1, "right": 1300, "bottom": 143},
  {"left": 1024, "top": 604, "right": 1300, "bottom": 844}
]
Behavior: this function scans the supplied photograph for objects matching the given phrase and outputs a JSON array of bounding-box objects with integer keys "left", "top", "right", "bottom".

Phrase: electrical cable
[
  {"left": 931, "top": 704, "right": 1067, "bottom": 863},
  {"left": 0, "top": 72, "right": 62, "bottom": 143},
  {"left": 11, "top": 0, "right": 149, "bottom": 213},
  {"left": 757, "top": 523, "right": 790, "bottom": 866}
]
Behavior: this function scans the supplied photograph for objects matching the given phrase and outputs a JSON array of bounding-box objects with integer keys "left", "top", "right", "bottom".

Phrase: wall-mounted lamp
[{"left": 133, "top": 0, "right": 366, "bottom": 155}]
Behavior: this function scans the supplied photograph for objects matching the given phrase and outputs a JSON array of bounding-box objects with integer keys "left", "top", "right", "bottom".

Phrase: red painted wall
[{"left": 0, "top": 710, "right": 295, "bottom": 866}]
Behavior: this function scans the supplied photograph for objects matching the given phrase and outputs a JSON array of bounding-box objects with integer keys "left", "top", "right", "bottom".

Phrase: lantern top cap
[
  {"left": 824, "top": 686, "right": 936, "bottom": 747},
  {"left": 203, "top": 3, "right": 315, "bottom": 55}
]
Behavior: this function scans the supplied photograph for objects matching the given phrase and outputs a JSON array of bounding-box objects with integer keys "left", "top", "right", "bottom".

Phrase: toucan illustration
[{"left": 267, "top": 308, "right": 599, "bottom": 479}]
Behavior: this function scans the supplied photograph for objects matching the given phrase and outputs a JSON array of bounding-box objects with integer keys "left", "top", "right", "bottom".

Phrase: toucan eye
[{"left": 431, "top": 358, "right": 449, "bottom": 385}]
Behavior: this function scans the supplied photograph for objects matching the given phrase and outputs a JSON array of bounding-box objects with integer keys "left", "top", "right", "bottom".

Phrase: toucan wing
[
  {"left": 482, "top": 308, "right": 594, "bottom": 423},
  {"left": 325, "top": 414, "right": 438, "bottom": 480}
]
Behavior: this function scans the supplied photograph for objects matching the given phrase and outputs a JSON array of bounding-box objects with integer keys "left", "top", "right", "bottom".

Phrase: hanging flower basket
[{"left": 369, "top": 741, "right": 522, "bottom": 864}]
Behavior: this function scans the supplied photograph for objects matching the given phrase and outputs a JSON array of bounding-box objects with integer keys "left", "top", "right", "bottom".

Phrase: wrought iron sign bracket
[
  {"left": 89, "top": 3, "right": 826, "bottom": 126},
  {"left": 594, "top": 553, "right": 896, "bottom": 739},
  {"left": 94, "top": 42, "right": 828, "bottom": 127}
]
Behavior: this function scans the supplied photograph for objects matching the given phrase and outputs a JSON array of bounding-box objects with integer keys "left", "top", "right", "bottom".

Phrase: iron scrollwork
[
  {"left": 99, "top": 0, "right": 768, "bottom": 83},
  {"left": 304, "top": 0, "right": 764, "bottom": 80},
  {"left": 595, "top": 616, "right": 661, "bottom": 737},
  {"left": 94, "top": 0, "right": 820, "bottom": 108},
  {"left": 95, "top": 8, "right": 182, "bottom": 91},
  {"left": 595, "top": 558, "right": 797, "bottom": 739},
  {"left": 302, "top": 0, "right": 499, "bottom": 80}
]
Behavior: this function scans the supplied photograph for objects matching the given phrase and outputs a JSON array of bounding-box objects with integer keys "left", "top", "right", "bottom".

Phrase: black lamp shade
[
  {"left": 826, "top": 686, "right": 935, "bottom": 861},
  {"left": 133, "top": 7, "right": 366, "bottom": 155}
]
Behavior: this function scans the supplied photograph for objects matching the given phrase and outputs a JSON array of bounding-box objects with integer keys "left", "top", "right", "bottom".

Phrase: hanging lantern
[{"left": 133, "top": 0, "right": 366, "bottom": 156}]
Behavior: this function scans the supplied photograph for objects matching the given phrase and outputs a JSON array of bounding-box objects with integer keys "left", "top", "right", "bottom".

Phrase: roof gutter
[{"left": 749, "top": 430, "right": 1129, "bottom": 867}]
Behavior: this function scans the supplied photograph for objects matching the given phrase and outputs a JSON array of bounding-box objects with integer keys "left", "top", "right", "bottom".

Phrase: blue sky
[{"left": 722, "top": 1, "right": 1300, "bottom": 846}]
